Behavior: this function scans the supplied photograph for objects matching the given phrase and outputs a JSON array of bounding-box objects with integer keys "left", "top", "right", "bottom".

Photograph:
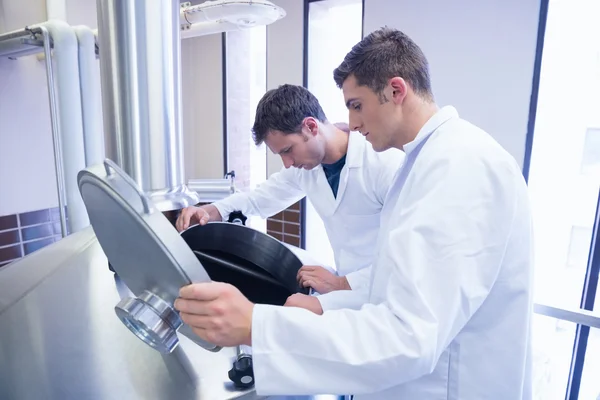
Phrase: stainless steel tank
[
  {"left": 0, "top": 160, "right": 317, "bottom": 400},
  {"left": 0, "top": 228, "right": 259, "bottom": 400}
]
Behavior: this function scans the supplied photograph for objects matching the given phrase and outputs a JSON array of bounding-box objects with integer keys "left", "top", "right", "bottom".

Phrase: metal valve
[{"left": 114, "top": 290, "right": 182, "bottom": 354}]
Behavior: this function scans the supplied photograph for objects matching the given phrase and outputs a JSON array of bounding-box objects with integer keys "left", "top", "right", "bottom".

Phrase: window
[
  {"left": 566, "top": 226, "right": 593, "bottom": 269},
  {"left": 581, "top": 128, "right": 600, "bottom": 176},
  {"left": 305, "top": 0, "right": 363, "bottom": 269},
  {"left": 527, "top": 0, "right": 600, "bottom": 398},
  {"left": 224, "top": 27, "right": 267, "bottom": 232}
]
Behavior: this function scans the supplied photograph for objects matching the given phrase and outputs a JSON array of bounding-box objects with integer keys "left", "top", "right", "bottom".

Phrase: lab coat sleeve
[
  {"left": 251, "top": 151, "right": 523, "bottom": 396},
  {"left": 212, "top": 167, "right": 305, "bottom": 220},
  {"left": 344, "top": 265, "right": 372, "bottom": 290},
  {"left": 316, "top": 285, "right": 369, "bottom": 312}
]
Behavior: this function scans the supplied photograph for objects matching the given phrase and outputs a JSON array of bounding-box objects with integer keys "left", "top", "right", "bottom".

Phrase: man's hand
[
  {"left": 284, "top": 293, "right": 324, "bottom": 315},
  {"left": 297, "top": 265, "right": 351, "bottom": 294},
  {"left": 174, "top": 282, "right": 254, "bottom": 347},
  {"left": 176, "top": 205, "right": 221, "bottom": 232}
]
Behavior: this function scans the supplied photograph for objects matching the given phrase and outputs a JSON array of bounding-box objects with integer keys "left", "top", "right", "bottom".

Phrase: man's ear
[
  {"left": 303, "top": 117, "right": 320, "bottom": 137},
  {"left": 389, "top": 77, "right": 408, "bottom": 104}
]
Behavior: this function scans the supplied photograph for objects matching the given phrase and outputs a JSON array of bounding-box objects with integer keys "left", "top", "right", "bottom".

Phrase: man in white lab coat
[
  {"left": 176, "top": 84, "right": 403, "bottom": 308},
  {"left": 174, "top": 27, "right": 534, "bottom": 399}
]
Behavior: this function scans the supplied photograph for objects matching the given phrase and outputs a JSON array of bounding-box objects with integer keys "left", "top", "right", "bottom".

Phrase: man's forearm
[{"left": 202, "top": 204, "right": 223, "bottom": 222}]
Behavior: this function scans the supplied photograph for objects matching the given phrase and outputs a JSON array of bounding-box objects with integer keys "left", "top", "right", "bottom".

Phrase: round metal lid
[{"left": 77, "top": 159, "right": 215, "bottom": 353}]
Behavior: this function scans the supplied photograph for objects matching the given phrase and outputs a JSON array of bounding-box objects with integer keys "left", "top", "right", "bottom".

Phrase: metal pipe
[
  {"left": 237, "top": 344, "right": 252, "bottom": 357},
  {"left": 0, "top": 45, "right": 44, "bottom": 59},
  {"left": 40, "top": 26, "right": 68, "bottom": 238},
  {"left": 0, "top": 27, "right": 44, "bottom": 58},
  {"left": 42, "top": 20, "right": 89, "bottom": 234},
  {"left": 187, "top": 178, "right": 235, "bottom": 202},
  {"left": 0, "top": 39, "right": 37, "bottom": 56},
  {"left": 97, "top": 0, "right": 199, "bottom": 212},
  {"left": 534, "top": 303, "right": 600, "bottom": 329},
  {"left": 73, "top": 25, "right": 105, "bottom": 167},
  {"left": 0, "top": 27, "right": 36, "bottom": 41}
]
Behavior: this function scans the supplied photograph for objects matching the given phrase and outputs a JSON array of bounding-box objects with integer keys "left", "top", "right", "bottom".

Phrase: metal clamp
[
  {"left": 103, "top": 158, "right": 152, "bottom": 214},
  {"left": 228, "top": 345, "right": 254, "bottom": 389},
  {"left": 181, "top": 1, "right": 192, "bottom": 29}
]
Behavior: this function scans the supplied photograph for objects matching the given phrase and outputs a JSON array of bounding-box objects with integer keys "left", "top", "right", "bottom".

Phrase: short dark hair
[
  {"left": 252, "top": 84, "right": 328, "bottom": 145},
  {"left": 333, "top": 27, "right": 433, "bottom": 102}
]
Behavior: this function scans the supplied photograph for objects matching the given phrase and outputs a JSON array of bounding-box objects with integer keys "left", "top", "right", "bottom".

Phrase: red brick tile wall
[
  {"left": 266, "top": 200, "right": 302, "bottom": 247},
  {"left": 0, "top": 207, "right": 67, "bottom": 268}
]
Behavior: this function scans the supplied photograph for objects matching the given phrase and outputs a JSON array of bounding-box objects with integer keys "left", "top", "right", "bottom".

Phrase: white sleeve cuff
[
  {"left": 211, "top": 201, "right": 230, "bottom": 222},
  {"left": 344, "top": 265, "right": 372, "bottom": 291},
  {"left": 345, "top": 273, "right": 362, "bottom": 290},
  {"left": 317, "top": 289, "right": 368, "bottom": 312}
]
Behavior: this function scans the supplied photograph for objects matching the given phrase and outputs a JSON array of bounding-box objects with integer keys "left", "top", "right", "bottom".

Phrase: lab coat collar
[
  {"left": 403, "top": 106, "right": 459, "bottom": 155},
  {"left": 344, "top": 131, "right": 364, "bottom": 168},
  {"left": 314, "top": 131, "right": 365, "bottom": 213},
  {"left": 315, "top": 131, "right": 363, "bottom": 174}
]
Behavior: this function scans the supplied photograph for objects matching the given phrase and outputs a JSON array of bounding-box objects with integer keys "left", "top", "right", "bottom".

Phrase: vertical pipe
[
  {"left": 96, "top": 0, "right": 199, "bottom": 212},
  {"left": 42, "top": 20, "right": 89, "bottom": 234},
  {"left": 73, "top": 26, "right": 105, "bottom": 167},
  {"left": 40, "top": 26, "right": 68, "bottom": 238}
]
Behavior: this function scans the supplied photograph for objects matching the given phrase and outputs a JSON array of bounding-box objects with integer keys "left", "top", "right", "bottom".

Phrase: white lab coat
[
  {"left": 213, "top": 132, "right": 404, "bottom": 300},
  {"left": 250, "top": 106, "right": 534, "bottom": 399}
]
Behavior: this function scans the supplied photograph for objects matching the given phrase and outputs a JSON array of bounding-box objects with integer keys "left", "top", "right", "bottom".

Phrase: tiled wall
[
  {"left": 0, "top": 207, "right": 67, "bottom": 268},
  {"left": 266, "top": 201, "right": 302, "bottom": 247}
]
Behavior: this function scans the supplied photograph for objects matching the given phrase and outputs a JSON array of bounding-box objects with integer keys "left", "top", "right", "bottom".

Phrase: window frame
[{"left": 524, "top": 0, "right": 600, "bottom": 398}]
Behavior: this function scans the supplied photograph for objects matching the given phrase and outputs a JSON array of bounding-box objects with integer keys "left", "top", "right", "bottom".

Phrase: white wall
[
  {"left": 0, "top": 0, "right": 57, "bottom": 216},
  {"left": 66, "top": 0, "right": 97, "bottom": 29},
  {"left": 265, "top": 0, "right": 304, "bottom": 176},
  {"left": 182, "top": 34, "right": 224, "bottom": 181},
  {"left": 363, "top": 0, "right": 542, "bottom": 167},
  {"left": 0, "top": 0, "right": 97, "bottom": 217},
  {"left": 0, "top": 1, "right": 5, "bottom": 32},
  {"left": 0, "top": 0, "right": 224, "bottom": 217}
]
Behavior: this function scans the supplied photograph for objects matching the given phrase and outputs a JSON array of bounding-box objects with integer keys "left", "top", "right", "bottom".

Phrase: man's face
[
  {"left": 342, "top": 75, "right": 402, "bottom": 152},
  {"left": 264, "top": 119, "right": 325, "bottom": 170}
]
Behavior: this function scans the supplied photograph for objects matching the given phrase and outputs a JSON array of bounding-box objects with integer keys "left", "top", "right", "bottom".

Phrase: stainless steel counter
[{"left": 0, "top": 227, "right": 263, "bottom": 400}]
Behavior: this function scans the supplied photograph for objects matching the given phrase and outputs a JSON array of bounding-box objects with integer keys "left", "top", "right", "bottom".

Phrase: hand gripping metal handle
[{"left": 103, "top": 158, "right": 151, "bottom": 214}]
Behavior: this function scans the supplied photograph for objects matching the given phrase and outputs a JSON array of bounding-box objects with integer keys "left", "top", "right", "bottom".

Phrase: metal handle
[
  {"left": 229, "top": 345, "right": 254, "bottom": 389},
  {"left": 237, "top": 344, "right": 252, "bottom": 357},
  {"left": 103, "top": 158, "right": 152, "bottom": 214}
]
